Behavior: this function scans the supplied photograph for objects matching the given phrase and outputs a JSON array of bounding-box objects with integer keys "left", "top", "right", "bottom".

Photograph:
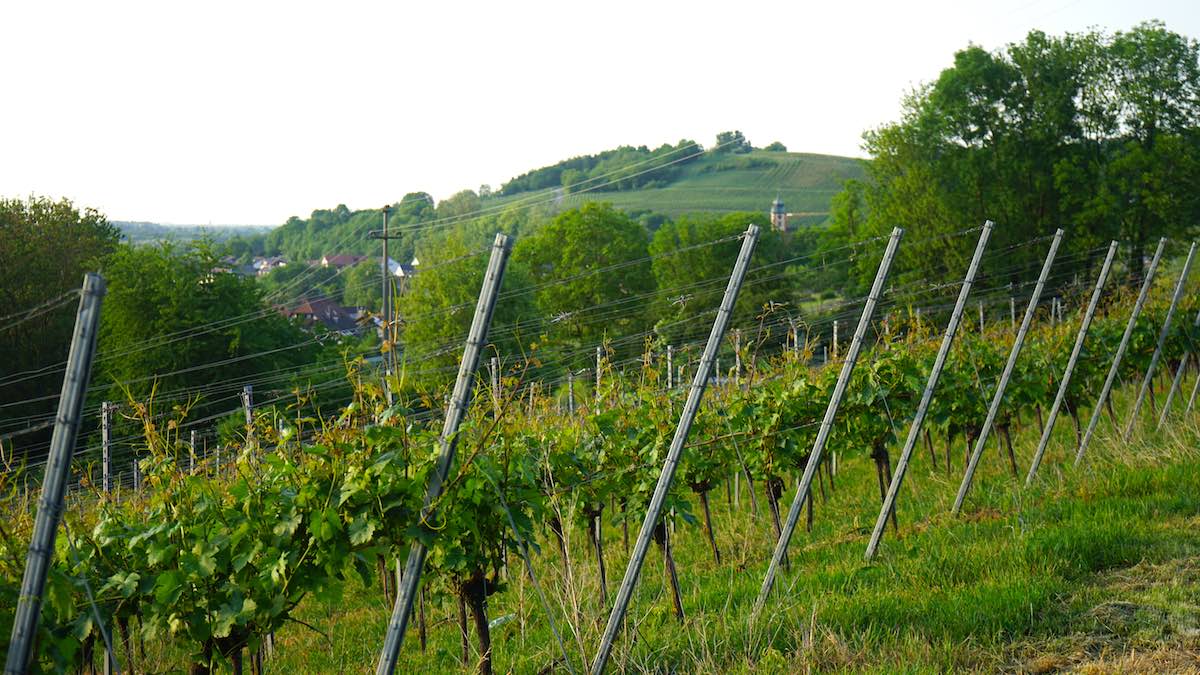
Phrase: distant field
[{"left": 485, "top": 150, "right": 866, "bottom": 220}]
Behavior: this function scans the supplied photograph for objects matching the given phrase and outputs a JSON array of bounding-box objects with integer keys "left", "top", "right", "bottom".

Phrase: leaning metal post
[
  {"left": 953, "top": 229, "right": 1062, "bottom": 513},
  {"left": 754, "top": 227, "right": 903, "bottom": 613},
  {"left": 864, "top": 221, "right": 993, "bottom": 561},
  {"left": 6, "top": 274, "right": 105, "bottom": 674},
  {"left": 1025, "top": 242, "right": 1118, "bottom": 485},
  {"left": 1158, "top": 353, "right": 1190, "bottom": 429},
  {"left": 1123, "top": 242, "right": 1196, "bottom": 440},
  {"left": 1076, "top": 238, "right": 1166, "bottom": 466},
  {"left": 590, "top": 225, "right": 760, "bottom": 675},
  {"left": 375, "top": 234, "right": 512, "bottom": 675},
  {"left": 1162, "top": 307, "right": 1200, "bottom": 425}
]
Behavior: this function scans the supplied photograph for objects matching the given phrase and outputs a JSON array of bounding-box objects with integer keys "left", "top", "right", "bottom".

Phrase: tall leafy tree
[
  {"left": 96, "top": 241, "right": 320, "bottom": 420},
  {"left": 512, "top": 203, "right": 654, "bottom": 366},
  {"left": 396, "top": 232, "right": 533, "bottom": 391},
  {"left": 848, "top": 22, "right": 1200, "bottom": 290},
  {"left": 0, "top": 196, "right": 120, "bottom": 457},
  {"left": 649, "top": 212, "right": 793, "bottom": 344}
]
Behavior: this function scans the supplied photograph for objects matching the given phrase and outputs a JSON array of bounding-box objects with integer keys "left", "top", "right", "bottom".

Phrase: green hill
[
  {"left": 240, "top": 144, "right": 866, "bottom": 265},
  {"left": 549, "top": 150, "right": 864, "bottom": 222},
  {"left": 489, "top": 149, "right": 865, "bottom": 224}
]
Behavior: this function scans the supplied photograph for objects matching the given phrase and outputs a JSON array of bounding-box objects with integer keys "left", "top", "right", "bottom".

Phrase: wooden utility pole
[
  {"left": 381, "top": 206, "right": 393, "bottom": 405},
  {"left": 101, "top": 401, "right": 112, "bottom": 494}
]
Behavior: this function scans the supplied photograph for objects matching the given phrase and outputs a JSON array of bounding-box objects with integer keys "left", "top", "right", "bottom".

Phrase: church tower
[{"left": 770, "top": 195, "right": 788, "bottom": 232}]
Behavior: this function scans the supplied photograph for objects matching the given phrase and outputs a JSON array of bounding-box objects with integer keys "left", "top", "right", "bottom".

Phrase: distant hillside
[
  {"left": 239, "top": 142, "right": 866, "bottom": 265},
  {"left": 116, "top": 221, "right": 273, "bottom": 244},
  {"left": 525, "top": 150, "right": 865, "bottom": 224}
]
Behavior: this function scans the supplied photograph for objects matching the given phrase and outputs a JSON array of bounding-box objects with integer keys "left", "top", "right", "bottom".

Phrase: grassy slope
[
  {"left": 487, "top": 150, "right": 866, "bottom": 222},
  {"left": 249, "top": 378, "right": 1200, "bottom": 674},
  {"left": 238, "top": 149, "right": 864, "bottom": 261}
]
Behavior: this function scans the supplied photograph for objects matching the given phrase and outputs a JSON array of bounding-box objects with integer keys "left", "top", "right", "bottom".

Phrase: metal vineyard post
[
  {"left": 1076, "top": 238, "right": 1166, "bottom": 466},
  {"left": 865, "top": 221, "right": 993, "bottom": 561},
  {"left": 954, "top": 229, "right": 1062, "bottom": 513},
  {"left": 1025, "top": 242, "right": 1118, "bottom": 485},
  {"left": 6, "top": 273, "right": 105, "bottom": 674},
  {"left": 754, "top": 227, "right": 903, "bottom": 611},
  {"left": 591, "top": 225, "right": 760, "bottom": 675},
  {"left": 1123, "top": 242, "right": 1196, "bottom": 440},
  {"left": 376, "top": 233, "right": 512, "bottom": 675}
]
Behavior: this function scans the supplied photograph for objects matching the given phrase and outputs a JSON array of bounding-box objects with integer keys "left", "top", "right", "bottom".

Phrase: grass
[
  {"left": 108, "top": 374, "right": 1200, "bottom": 673},
  {"left": 485, "top": 150, "right": 866, "bottom": 220},
  {"left": 231, "top": 373, "right": 1200, "bottom": 674}
]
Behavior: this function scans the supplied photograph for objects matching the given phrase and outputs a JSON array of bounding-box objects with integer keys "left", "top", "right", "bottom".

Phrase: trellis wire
[
  {"left": 864, "top": 221, "right": 993, "bottom": 561},
  {"left": 590, "top": 225, "right": 760, "bottom": 675},
  {"left": 753, "top": 226, "right": 903, "bottom": 612},
  {"left": 1025, "top": 242, "right": 1118, "bottom": 485},
  {"left": 953, "top": 229, "right": 1062, "bottom": 513},
  {"left": 376, "top": 233, "right": 512, "bottom": 675},
  {"left": 1076, "top": 238, "right": 1166, "bottom": 466},
  {"left": 1123, "top": 241, "right": 1196, "bottom": 440}
]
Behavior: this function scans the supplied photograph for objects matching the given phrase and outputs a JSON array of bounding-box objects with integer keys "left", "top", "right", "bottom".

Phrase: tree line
[{"left": 829, "top": 21, "right": 1200, "bottom": 294}]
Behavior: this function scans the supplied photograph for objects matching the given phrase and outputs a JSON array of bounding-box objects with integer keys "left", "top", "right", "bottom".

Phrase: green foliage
[
  {"left": 513, "top": 203, "right": 654, "bottom": 364},
  {"left": 648, "top": 212, "right": 795, "bottom": 343},
  {"left": 114, "top": 222, "right": 271, "bottom": 245},
  {"left": 0, "top": 196, "right": 120, "bottom": 454},
  {"left": 96, "top": 241, "right": 321, "bottom": 422},
  {"left": 256, "top": 262, "right": 345, "bottom": 305},
  {"left": 713, "top": 130, "right": 753, "bottom": 154},
  {"left": 848, "top": 22, "right": 1200, "bottom": 290},
  {"left": 340, "top": 260, "right": 382, "bottom": 310},
  {"left": 499, "top": 139, "right": 703, "bottom": 196},
  {"left": 260, "top": 193, "right": 434, "bottom": 265},
  {"left": 395, "top": 232, "right": 534, "bottom": 391},
  {"left": 5, "top": 281, "right": 1198, "bottom": 672}
]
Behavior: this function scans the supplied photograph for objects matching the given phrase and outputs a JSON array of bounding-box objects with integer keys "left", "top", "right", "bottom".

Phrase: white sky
[{"left": 2, "top": 0, "right": 1198, "bottom": 225}]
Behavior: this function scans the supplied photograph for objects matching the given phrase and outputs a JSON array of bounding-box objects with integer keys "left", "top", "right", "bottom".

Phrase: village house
[{"left": 281, "top": 297, "right": 363, "bottom": 335}]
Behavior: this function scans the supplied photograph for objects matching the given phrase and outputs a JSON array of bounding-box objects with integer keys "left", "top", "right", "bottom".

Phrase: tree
[
  {"left": 396, "top": 231, "right": 533, "bottom": 391},
  {"left": 714, "top": 130, "right": 752, "bottom": 154},
  {"left": 342, "top": 260, "right": 382, "bottom": 310},
  {"left": 649, "top": 212, "right": 792, "bottom": 345},
  {"left": 843, "top": 23, "right": 1200, "bottom": 291},
  {"left": 0, "top": 196, "right": 120, "bottom": 457},
  {"left": 764, "top": 141, "right": 788, "bottom": 152},
  {"left": 395, "top": 192, "right": 435, "bottom": 223},
  {"left": 822, "top": 179, "right": 874, "bottom": 294},
  {"left": 257, "top": 262, "right": 343, "bottom": 304},
  {"left": 436, "top": 190, "right": 482, "bottom": 223},
  {"left": 512, "top": 203, "right": 654, "bottom": 365},
  {"left": 96, "top": 241, "right": 321, "bottom": 423}
]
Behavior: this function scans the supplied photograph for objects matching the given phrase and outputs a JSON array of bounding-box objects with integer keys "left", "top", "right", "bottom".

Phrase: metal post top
[
  {"left": 492, "top": 232, "right": 512, "bottom": 249},
  {"left": 82, "top": 272, "right": 106, "bottom": 296}
]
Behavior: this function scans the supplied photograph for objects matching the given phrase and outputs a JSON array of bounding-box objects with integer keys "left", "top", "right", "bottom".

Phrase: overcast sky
[{"left": 2, "top": 0, "right": 1198, "bottom": 225}]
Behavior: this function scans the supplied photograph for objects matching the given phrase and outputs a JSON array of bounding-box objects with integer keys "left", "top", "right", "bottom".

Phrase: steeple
[{"left": 770, "top": 194, "right": 787, "bottom": 232}]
